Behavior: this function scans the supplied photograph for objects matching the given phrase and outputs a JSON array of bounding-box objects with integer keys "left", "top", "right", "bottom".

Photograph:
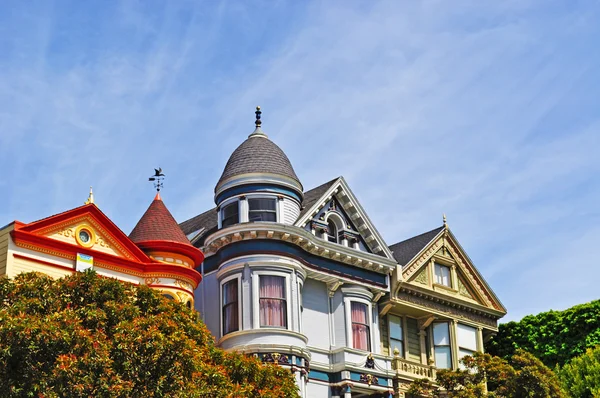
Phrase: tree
[
  {"left": 0, "top": 271, "right": 299, "bottom": 397},
  {"left": 486, "top": 300, "right": 600, "bottom": 368},
  {"left": 407, "top": 350, "right": 565, "bottom": 398},
  {"left": 558, "top": 345, "right": 600, "bottom": 398}
]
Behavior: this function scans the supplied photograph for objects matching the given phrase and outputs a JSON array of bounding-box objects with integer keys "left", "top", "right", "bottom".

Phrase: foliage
[
  {"left": 486, "top": 299, "right": 600, "bottom": 368},
  {"left": 558, "top": 345, "right": 600, "bottom": 398},
  {"left": 0, "top": 271, "right": 298, "bottom": 397},
  {"left": 407, "top": 350, "right": 566, "bottom": 398}
]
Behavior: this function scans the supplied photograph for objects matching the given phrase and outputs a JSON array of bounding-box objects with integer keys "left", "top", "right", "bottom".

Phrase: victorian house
[{"left": 180, "top": 108, "right": 506, "bottom": 397}]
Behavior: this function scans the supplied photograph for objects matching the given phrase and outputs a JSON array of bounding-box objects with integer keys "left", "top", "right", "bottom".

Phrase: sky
[{"left": 1, "top": 0, "right": 599, "bottom": 322}]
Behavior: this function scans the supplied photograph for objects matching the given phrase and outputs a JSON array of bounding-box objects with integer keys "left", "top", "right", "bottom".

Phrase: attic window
[
  {"left": 434, "top": 263, "right": 451, "bottom": 287},
  {"left": 327, "top": 219, "right": 338, "bottom": 243}
]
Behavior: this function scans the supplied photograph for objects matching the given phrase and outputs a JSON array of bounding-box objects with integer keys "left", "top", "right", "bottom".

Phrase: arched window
[
  {"left": 186, "top": 300, "right": 192, "bottom": 309},
  {"left": 163, "top": 293, "right": 175, "bottom": 301},
  {"left": 327, "top": 219, "right": 338, "bottom": 243}
]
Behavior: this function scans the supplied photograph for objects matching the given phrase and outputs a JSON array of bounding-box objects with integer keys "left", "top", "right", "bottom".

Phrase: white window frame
[
  {"left": 219, "top": 198, "right": 240, "bottom": 229},
  {"left": 219, "top": 274, "right": 242, "bottom": 338},
  {"left": 252, "top": 271, "right": 291, "bottom": 330},
  {"left": 344, "top": 296, "right": 374, "bottom": 352},
  {"left": 247, "top": 195, "right": 279, "bottom": 223}
]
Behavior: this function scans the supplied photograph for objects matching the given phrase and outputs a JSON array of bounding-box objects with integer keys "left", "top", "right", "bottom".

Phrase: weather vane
[{"left": 148, "top": 167, "right": 165, "bottom": 192}]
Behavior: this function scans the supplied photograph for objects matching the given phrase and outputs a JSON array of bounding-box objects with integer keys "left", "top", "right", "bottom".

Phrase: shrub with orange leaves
[{"left": 0, "top": 271, "right": 298, "bottom": 397}]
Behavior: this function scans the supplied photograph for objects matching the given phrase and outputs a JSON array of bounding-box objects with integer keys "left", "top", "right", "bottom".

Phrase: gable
[
  {"left": 402, "top": 227, "right": 506, "bottom": 313},
  {"left": 18, "top": 204, "right": 149, "bottom": 262},
  {"left": 295, "top": 177, "right": 395, "bottom": 260}
]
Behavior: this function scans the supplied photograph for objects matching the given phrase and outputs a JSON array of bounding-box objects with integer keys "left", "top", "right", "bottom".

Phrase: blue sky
[{"left": 1, "top": 1, "right": 599, "bottom": 322}]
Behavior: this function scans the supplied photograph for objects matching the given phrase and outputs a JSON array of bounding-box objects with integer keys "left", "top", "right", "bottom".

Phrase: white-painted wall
[
  {"left": 197, "top": 272, "right": 220, "bottom": 339},
  {"left": 302, "top": 279, "right": 331, "bottom": 349},
  {"left": 331, "top": 290, "right": 347, "bottom": 348},
  {"left": 306, "top": 381, "right": 332, "bottom": 398},
  {"left": 282, "top": 197, "right": 301, "bottom": 224}
]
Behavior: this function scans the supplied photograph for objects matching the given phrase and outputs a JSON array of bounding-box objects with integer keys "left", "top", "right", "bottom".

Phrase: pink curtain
[
  {"left": 259, "top": 276, "right": 286, "bottom": 327},
  {"left": 351, "top": 302, "right": 370, "bottom": 351},
  {"left": 222, "top": 280, "right": 238, "bottom": 334}
]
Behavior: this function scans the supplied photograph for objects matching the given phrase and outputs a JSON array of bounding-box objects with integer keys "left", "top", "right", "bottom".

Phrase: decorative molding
[
  {"left": 414, "top": 268, "right": 429, "bottom": 285},
  {"left": 145, "top": 277, "right": 160, "bottom": 285},
  {"left": 359, "top": 373, "right": 378, "bottom": 385},
  {"left": 396, "top": 289, "right": 498, "bottom": 328}
]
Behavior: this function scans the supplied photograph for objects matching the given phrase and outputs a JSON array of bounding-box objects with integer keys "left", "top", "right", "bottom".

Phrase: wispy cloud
[{"left": 0, "top": 0, "right": 598, "bottom": 322}]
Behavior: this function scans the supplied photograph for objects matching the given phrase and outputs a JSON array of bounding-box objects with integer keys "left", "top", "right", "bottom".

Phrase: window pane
[
  {"left": 259, "top": 276, "right": 285, "bottom": 298},
  {"left": 433, "top": 323, "right": 450, "bottom": 346},
  {"left": 435, "top": 264, "right": 451, "bottom": 286},
  {"left": 327, "top": 219, "right": 338, "bottom": 243},
  {"left": 221, "top": 202, "right": 239, "bottom": 227},
  {"left": 434, "top": 346, "right": 452, "bottom": 369},
  {"left": 391, "top": 338, "right": 404, "bottom": 356},
  {"left": 223, "top": 280, "right": 238, "bottom": 305},
  {"left": 389, "top": 315, "right": 403, "bottom": 340},
  {"left": 249, "top": 198, "right": 277, "bottom": 211},
  {"left": 352, "top": 324, "right": 370, "bottom": 351},
  {"left": 249, "top": 211, "right": 276, "bottom": 222},
  {"left": 457, "top": 324, "right": 478, "bottom": 351},
  {"left": 259, "top": 276, "right": 287, "bottom": 327},
  {"left": 351, "top": 302, "right": 368, "bottom": 324}
]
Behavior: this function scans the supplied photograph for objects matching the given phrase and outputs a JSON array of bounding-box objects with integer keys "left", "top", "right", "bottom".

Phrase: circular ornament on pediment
[{"left": 74, "top": 224, "right": 96, "bottom": 248}]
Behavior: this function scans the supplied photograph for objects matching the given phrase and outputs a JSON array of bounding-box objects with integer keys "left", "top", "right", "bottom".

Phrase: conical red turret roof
[
  {"left": 129, "top": 192, "right": 190, "bottom": 244},
  {"left": 130, "top": 193, "right": 204, "bottom": 266}
]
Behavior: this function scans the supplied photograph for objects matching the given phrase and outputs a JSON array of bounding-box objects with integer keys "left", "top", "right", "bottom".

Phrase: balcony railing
[{"left": 391, "top": 350, "right": 436, "bottom": 380}]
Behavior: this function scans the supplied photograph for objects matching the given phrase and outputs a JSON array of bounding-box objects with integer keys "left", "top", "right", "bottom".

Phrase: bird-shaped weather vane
[{"left": 148, "top": 167, "right": 165, "bottom": 192}]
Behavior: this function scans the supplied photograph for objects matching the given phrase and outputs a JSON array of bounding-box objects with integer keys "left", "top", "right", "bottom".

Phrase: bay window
[
  {"left": 221, "top": 201, "right": 239, "bottom": 228},
  {"left": 433, "top": 322, "right": 452, "bottom": 369},
  {"left": 248, "top": 198, "right": 277, "bottom": 222},
  {"left": 457, "top": 324, "right": 478, "bottom": 364},
  {"left": 351, "top": 302, "right": 371, "bottom": 351},
  {"left": 222, "top": 279, "right": 239, "bottom": 335},
  {"left": 259, "top": 275, "right": 287, "bottom": 327},
  {"left": 434, "top": 263, "right": 451, "bottom": 287},
  {"left": 389, "top": 315, "right": 404, "bottom": 356}
]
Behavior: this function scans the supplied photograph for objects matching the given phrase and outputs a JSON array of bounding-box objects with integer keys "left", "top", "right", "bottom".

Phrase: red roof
[{"left": 129, "top": 193, "right": 191, "bottom": 245}]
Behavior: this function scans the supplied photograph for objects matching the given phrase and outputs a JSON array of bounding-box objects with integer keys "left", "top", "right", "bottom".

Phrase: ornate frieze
[
  {"left": 365, "top": 353, "right": 375, "bottom": 369},
  {"left": 396, "top": 289, "right": 498, "bottom": 328},
  {"left": 414, "top": 269, "right": 429, "bottom": 285},
  {"left": 359, "top": 373, "right": 378, "bottom": 385}
]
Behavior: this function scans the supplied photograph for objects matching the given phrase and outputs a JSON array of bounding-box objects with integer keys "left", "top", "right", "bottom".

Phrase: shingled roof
[
  {"left": 297, "top": 177, "right": 339, "bottom": 221},
  {"left": 179, "top": 207, "right": 218, "bottom": 246},
  {"left": 215, "top": 132, "right": 301, "bottom": 192},
  {"left": 129, "top": 193, "right": 192, "bottom": 245},
  {"left": 388, "top": 226, "right": 444, "bottom": 267}
]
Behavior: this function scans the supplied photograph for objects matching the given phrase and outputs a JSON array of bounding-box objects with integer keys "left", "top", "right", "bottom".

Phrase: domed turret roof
[
  {"left": 214, "top": 107, "right": 303, "bottom": 198},
  {"left": 129, "top": 192, "right": 190, "bottom": 244}
]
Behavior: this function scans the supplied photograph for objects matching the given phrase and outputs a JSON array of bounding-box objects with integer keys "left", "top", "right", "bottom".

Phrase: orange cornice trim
[
  {"left": 10, "top": 230, "right": 202, "bottom": 285},
  {"left": 17, "top": 204, "right": 150, "bottom": 262},
  {"left": 136, "top": 240, "right": 204, "bottom": 266},
  {"left": 146, "top": 284, "right": 195, "bottom": 297}
]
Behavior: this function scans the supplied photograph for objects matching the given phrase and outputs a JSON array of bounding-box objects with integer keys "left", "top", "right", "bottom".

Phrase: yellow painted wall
[
  {"left": 46, "top": 223, "right": 126, "bottom": 258},
  {"left": 0, "top": 224, "right": 13, "bottom": 277}
]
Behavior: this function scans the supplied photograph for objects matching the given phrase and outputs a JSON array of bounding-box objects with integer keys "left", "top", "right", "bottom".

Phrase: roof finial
[
  {"left": 85, "top": 186, "right": 94, "bottom": 205},
  {"left": 248, "top": 106, "right": 268, "bottom": 138},
  {"left": 443, "top": 213, "right": 447, "bottom": 228},
  {"left": 148, "top": 167, "right": 165, "bottom": 192},
  {"left": 255, "top": 106, "right": 262, "bottom": 127}
]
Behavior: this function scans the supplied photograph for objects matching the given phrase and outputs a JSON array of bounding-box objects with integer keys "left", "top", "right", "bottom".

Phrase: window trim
[
  {"left": 344, "top": 296, "right": 374, "bottom": 352},
  {"left": 219, "top": 199, "right": 240, "bottom": 229},
  {"left": 252, "top": 271, "right": 291, "bottom": 330},
  {"left": 219, "top": 274, "right": 242, "bottom": 338},
  {"left": 247, "top": 196, "right": 278, "bottom": 223}
]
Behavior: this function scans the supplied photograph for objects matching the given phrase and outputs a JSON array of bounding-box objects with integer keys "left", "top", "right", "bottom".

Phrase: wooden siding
[
  {"left": 282, "top": 198, "right": 300, "bottom": 225},
  {"left": 302, "top": 279, "right": 331, "bottom": 349},
  {"left": 0, "top": 225, "right": 12, "bottom": 277}
]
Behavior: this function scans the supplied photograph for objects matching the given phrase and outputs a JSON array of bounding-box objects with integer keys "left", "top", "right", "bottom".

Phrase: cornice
[{"left": 202, "top": 223, "right": 397, "bottom": 275}]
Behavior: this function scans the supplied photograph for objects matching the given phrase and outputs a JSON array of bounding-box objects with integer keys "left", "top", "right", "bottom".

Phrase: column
[
  {"left": 419, "top": 330, "right": 427, "bottom": 364},
  {"left": 450, "top": 265, "right": 458, "bottom": 289},
  {"left": 477, "top": 327, "right": 484, "bottom": 353},
  {"left": 239, "top": 196, "right": 249, "bottom": 223},
  {"left": 450, "top": 320, "right": 459, "bottom": 370}
]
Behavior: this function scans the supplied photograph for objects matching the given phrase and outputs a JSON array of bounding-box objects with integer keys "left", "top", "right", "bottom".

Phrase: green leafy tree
[
  {"left": 558, "top": 345, "right": 600, "bottom": 398},
  {"left": 407, "top": 350, "right": 565, "bottom": 398},
  {"left": 486, "top": 300, "right": 600, "bottom": 368},
  {"left": 0, "top": 271, "right": 299, "bottom": 397}
]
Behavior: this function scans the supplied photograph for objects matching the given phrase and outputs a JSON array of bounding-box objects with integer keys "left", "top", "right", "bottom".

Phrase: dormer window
[
  {"left": 221, "top": 202, "right": 239, "bottom": 228},
  {"left": 327, "top": 219, "right": 338, "bottom": 243},
  {"left": 248, "top": 198, "right": 277, "bottom": 222}
]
